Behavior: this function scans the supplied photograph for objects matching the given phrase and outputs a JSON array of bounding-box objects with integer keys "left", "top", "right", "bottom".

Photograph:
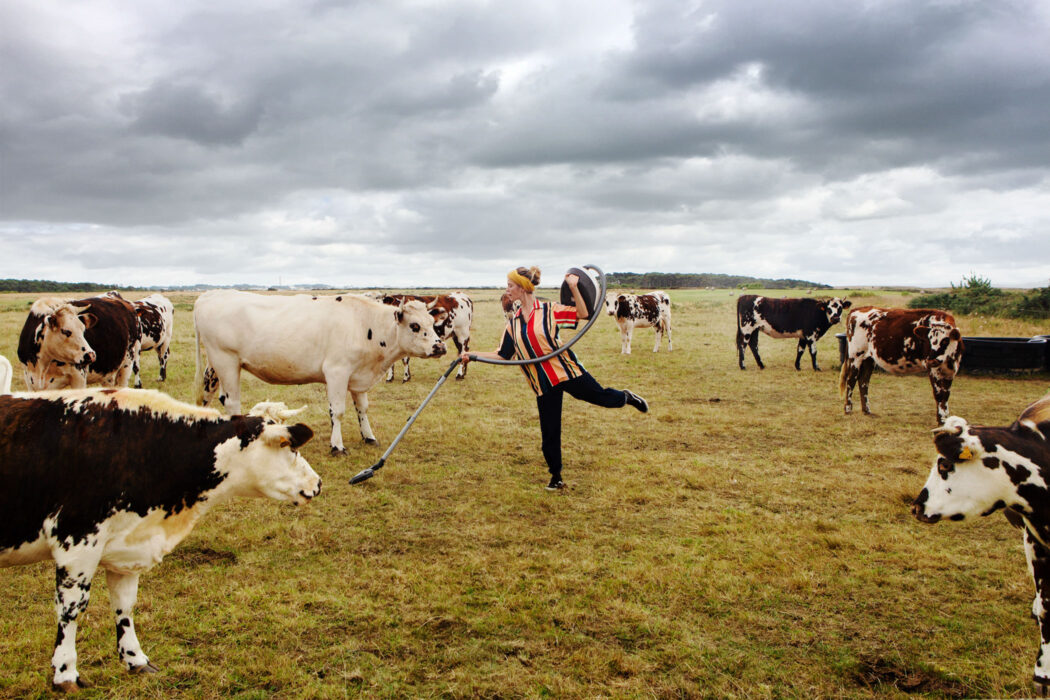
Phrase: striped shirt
[{"left": 498, "top": 299, "right": 585, "bottom": 395}]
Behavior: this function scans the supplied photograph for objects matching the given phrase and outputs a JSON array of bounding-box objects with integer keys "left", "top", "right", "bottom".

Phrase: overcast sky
[{"left": 2, "top": 0, "right": 1048, "bottom": 289}]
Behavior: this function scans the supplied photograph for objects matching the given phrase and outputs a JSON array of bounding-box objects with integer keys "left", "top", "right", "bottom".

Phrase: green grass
[{"left": 1, "top": 288, "right": 1049, "bottom": 698}]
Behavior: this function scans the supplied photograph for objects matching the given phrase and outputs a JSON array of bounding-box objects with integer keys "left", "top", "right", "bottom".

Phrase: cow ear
[
  {"left": 46, "top": 314, "right": 60, "bottom": 330},
  {"left": 429, "top": 308, "right": 449, "bottom": 324},
  {"left": 949, "top": 328, "right": 961, "bottom": 341},
  {"left": 383, "top": 295, "right": 396, "bottom": 305},
  {"left": 394, "top": 307, "right": 404, "bottom": 323},
  {"left": 287, "top": 423, "right": 314, "bottom": 449},
  {"left": 79, "top": 312, "right": 97, "bottom": 330},
  {"left": 842, "top": 300, "right": 852, "bottom": 308}
]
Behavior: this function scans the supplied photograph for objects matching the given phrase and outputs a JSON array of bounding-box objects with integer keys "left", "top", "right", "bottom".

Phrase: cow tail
[
  {"left": 838, "top": 354, "right": 849, "bottom": 396},
  {"left": 193, "top": 311, "right": 205, "bottom": 405}
]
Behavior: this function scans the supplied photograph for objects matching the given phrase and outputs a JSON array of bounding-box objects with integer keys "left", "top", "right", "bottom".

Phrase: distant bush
[{"left": 908, "top": 273, "right": 1049, "bottom": 319}]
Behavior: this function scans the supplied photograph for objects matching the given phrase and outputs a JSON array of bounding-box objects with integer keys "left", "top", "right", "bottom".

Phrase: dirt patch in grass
[
  {"left": 168, "top": 544, "right": 238, "bottom": 567},
  {"left": 851, "top": 655, "right": 970, "bottom": 697}
]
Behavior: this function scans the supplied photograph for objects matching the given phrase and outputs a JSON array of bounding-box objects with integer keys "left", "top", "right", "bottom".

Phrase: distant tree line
[
  {"left": 908, "top": 274, "right": 1050, "bottom": 319},
  {"left": 606, "top": 272, "right": 829, "bottom": 290},
  {"left": 0, "top": 279, "right": 137, "bottom": 293}
]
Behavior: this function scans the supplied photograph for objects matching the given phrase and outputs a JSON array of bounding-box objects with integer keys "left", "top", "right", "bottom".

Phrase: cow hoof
[
  {"left": 330, "top": 447, "right": 348, "bottom": 456},
  {"left": 53, "top": 677, "right": 90, "bottom": 693},
  {"left": 363, "top": 438, "right": 378, "bottom": 445},
  {"left": 130, "top": 661, "right": 160, "bottom": 674},
  {"left": 1033, "top": 676, "right": 1050, "bottom": 697},
  {"left": 455, "top": 374, "right": 465, "bottom": 380}
]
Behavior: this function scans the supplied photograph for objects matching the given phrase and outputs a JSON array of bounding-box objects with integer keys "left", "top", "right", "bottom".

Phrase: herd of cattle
[{"left": 0, "top": 287, "right": 1048, "bottom": 694}]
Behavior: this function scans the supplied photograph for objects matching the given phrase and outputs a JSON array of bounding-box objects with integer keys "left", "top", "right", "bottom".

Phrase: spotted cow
[
  {"left": 604, "top": 291, "right": 672, "bottom": 354},
  {"left": 375, "top": 292, "right": 473, "bottom": 382},
  {"left": 130, "top": 293, "right": 175, "bottom": 388},
  {"left": 839, "top": 307, "right": 963, "bottom": 424},
  {"left": 736, "top": 295, "right": 850, "bottom": 370},
  {"left": 0, "top": 388, "right": 320, "bottom": 692},
  {"left": 911, "top": 395, "right": 1050, "bottom": 695},
  {"left": 500, "top": 291, "right": 519, "bottom": 320},
  {"left": 0, "top": 354, "right": 12, "bottom": 394},
  {"left": 194, "top": 290, "right": 446, "bottom": 454}
]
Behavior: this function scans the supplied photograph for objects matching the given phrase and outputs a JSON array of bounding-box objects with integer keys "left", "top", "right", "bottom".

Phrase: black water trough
[{"left": 835, "top": 333, "right": 1049, "bottom": 373}]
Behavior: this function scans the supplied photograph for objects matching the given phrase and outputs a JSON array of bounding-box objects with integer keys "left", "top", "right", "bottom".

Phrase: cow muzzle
[
  {"left": 910, "top": 488, "right": 940, "bottom": 523},
  {"left": 430, "top": 342, "right": 447, "bottom": 358}
]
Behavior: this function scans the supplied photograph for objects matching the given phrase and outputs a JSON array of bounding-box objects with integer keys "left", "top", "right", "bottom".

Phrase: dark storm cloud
[{"left": 1, "top": 0, "right": 1047, "bottom": 287}]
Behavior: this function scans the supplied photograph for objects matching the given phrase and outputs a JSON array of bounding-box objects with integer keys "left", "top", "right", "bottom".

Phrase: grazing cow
[
  {"left": 194, "top": 290, "right": 447, "bottom": 454},
  {"left": 911, "top": 395, "right": 1050, "bottom": 695},
  {"left": 0, "top": 354, "right": 12, "bottom": 394},
  {"left": 130, "top": 293, "right": 175, "bottom": 388},
  {"left": 0, "top": 387, "right": 320, "bottom": 692},
  {"left": 18, "top": 294, "right": 141, "bottom": 391},
  {"left": 603, "top": 291, "right": 673, "bottom": 354},
  {"left": 736, "top": 295, "right": 850, "bottom": 370},
  {"left": 375, "top": 292, "right": 473, "bottom": 382},
  {"left": 839, "top": 306, "right": 963, "bottom": 424}
]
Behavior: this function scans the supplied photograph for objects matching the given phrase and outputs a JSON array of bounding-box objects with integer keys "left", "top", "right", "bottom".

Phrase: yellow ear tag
[{"left": 958, "top": 447, "right": 973, "bottom": 460}]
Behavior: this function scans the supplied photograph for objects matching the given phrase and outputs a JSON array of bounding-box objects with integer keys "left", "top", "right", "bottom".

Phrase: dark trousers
[{"left": 536, "top": 372, "right": 627, "bottom": 478}]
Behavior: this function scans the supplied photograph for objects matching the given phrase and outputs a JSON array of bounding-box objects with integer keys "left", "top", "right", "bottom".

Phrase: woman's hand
[{"left": 565, "top": 273, "right": 579, "bottom": 288}]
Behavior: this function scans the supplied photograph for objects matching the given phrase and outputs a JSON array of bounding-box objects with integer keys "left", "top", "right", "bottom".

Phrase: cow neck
[{"left": 372, "top": 313, "right": 410, "bottom": 366}]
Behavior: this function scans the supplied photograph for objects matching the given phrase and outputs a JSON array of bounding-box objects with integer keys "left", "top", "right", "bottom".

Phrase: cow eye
[
  {"left": 62, "top": 330, "right": 72, "bottom": 337},
  {"left": 410, "top": 323, "right": 421, "bottom": 332},
  {"left": 937, "top": 457, "right": 954, "bottom": 478}
]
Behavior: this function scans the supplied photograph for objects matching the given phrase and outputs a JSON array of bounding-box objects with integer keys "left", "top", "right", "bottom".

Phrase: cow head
[
  {"left": 911, "top": 417, "right": 1019, "bottom": 523},
  {"left": 227, "top": 420, "right": 322, "bottom": 505},
  {"left": 823, "top": 298, "right": 851, "bottom": 325},
  {"left": 604, "top": 293, "right": 618, "bottom": 316},
  {"left": 427, "top": 300, "right": 452, "bottom": 337},
  {"left": 915, "top": 319, "right": 962, "bottom": 369},
  {"left": 394, "top": 300, "right": 447, "bottom": 358},
  {"left": 36, "top": 305, "right": 96, "bottom": 367},
  {"left": 501, "top": 292, "right": 519, "bottom": 320}
]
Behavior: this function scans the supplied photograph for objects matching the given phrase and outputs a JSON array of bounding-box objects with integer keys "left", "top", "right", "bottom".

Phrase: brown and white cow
[
  {"left": 0, "top": 388, "right": 320, "bottom": 692},
  {"left": 375, "top": 292, "right": 473, "bottom": 382},
  {"left": 500, "top": 291, "right": 520, "bottom": 320},
  {"left": 603, "top": 291, "right": 672, "bottom": 354},
  {"left": 194, "top": 290, "right": 447, "bottom": 454},
  {"left": 736, "top": 294, "right": 850, "bottom": 370},
  {"left": 0, "top": 354, "right": 12, "bottom": 395},
  {"left": 839, "top": 306, "right": 963, "bottom": 424},
  {"left": 129, "top": 293, "right": 175, "bottom": 388},
  {"left": 911, "top": 395, "right": 1050, "bottom": 695}
]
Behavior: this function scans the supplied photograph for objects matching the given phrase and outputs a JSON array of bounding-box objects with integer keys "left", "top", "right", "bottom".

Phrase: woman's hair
[{"left": 515, "top": 266, "right": 541, "bottom": 286}]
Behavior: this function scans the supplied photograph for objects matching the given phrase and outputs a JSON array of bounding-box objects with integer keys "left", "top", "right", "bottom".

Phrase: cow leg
[
  {"left": 351, "top": 390, "right": 378, "bottom": 445},
  {"left": 323, "top": 371, "right": 351, "bottom": 454},
  {"left": 453, "top": 335, "right": 467, "bottom": 379},
  {"left": 385, "top": 364, "right": 395, "bottom": 383},
  {"left": 748, "top": 332, "right": 764, "bottom": 370},
  {"left": 625, "top": 326, "right": 633, "bottom": 354},
  {"left": 736, "top": 328, "right": 747, "bottom": 369},
  {"left": 857, "top": 358, "right": 875, "bottom": 415},
  {"left": 50, "top": 550, "right": 103, "bottom": 691},
  {"left": 402, "top": 357, "right": 411, "bottom": 383},
  {"left": 652, "top": 325, "right": 662, "bottom": 353},
  {"left": 664, "top": 319, "right": 672, "bottom": 351},
  {"left": 808, "top": 336, "right": 820, "bottom": 371},
  {"left": 157, "top": 342, "right": 169, "bottom": 382},
  {"left": 209, "top": 359, "right": 241, "bottom": 414},
  {"left": 133, "top": 358, "right": 142, "bottom": 388},
  {"left": 106, "top": 570, "right": 158, "bottom": 674},
  {"left": 1024, "top": 529, "right": 1050, "bottom": 694},
  {"left": 794, "top": 340, "right": 806, "bottom": 371},
  {"left": 842, "top": 360, "right": 860, "bottom": 415},
  {"left": 929, "top": 370, "right": 953, "bottom": 425}
]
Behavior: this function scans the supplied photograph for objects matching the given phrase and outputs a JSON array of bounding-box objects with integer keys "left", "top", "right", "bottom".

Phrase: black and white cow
[
  {"left": 194, "top": 290, "right": 446, "bottom": 454},
  {"left": 18, "top": 294, "right": 141, "bottom": 391},
  {"left": 839, "top": 307, "right": 963, "bottom": 424},
  {"left": 603, "top": 291, "right": 672, "bottom": 354},
  {"left": 130, "top": 293, "right": 175, "bottom": 388},
  {"left": 911, "top": 395, "right": 1050, "bottom": 696},
  {"left": 0, "top": 388, "right": 321, "bottom": 692},
  {"left": 736, "top": 294, "right": 850, "bottom": 370}
]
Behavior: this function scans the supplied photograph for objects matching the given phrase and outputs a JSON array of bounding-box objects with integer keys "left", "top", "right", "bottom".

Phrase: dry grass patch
[{"left": 0, "top": 287, "right": 1047, "bottom": 698}]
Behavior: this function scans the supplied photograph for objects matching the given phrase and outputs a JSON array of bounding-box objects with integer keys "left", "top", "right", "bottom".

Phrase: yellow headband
[{"left": 507, "top": 270, "right": 535, "bottom": 292}]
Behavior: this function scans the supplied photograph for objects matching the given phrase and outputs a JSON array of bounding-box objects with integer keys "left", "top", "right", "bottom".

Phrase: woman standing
[{"left": 461, "top": 266, "right": 649, "bottom": 491}]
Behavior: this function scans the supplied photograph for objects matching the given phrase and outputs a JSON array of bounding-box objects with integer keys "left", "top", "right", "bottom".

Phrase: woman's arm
[
  {"left": 565, "top": 274, "right": 589, "bottom": 319},
  {"left": 460, "top": 350, "right": 502, "bottom": 365}
]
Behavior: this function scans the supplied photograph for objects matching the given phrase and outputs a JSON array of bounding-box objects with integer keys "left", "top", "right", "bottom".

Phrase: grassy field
[{"left": 1, "top": 288, "right": 1048, "bottom": 699}]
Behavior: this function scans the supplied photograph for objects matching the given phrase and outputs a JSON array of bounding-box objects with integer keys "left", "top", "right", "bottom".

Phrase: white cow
[
  {"left": 194, "top": 290, "right": 447, "bottom": 454},
  {"left": 0, "top": 354, "right": 12, "bottom": 394}
]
